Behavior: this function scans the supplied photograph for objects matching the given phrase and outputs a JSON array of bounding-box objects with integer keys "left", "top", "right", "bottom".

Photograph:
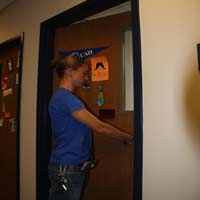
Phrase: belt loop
[{"left": 58, "top": 164, "right": 67, "bottom": 176}]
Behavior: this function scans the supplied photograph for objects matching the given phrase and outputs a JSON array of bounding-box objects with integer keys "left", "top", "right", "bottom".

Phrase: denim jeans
[{"left": 48, "top": 164, "right": 88, "bottom": 200}]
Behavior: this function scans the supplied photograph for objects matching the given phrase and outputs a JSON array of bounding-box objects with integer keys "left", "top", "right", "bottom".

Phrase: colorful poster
[{"left": 91, "top": 56, "right": 109, "bottom": 82}]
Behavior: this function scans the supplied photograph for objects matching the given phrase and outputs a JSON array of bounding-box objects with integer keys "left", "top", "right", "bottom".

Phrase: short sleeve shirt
[{"left": 49, "top": 88, "right": 92, "bottom": 165}]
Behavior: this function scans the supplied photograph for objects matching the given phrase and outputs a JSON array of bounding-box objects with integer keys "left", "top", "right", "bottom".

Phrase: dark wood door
[
  {"left": 53, "top": 12, "right": 133, "bottom": 200},
  {"left": 0, "top": 45, "right": 20, "bottom": 200}
]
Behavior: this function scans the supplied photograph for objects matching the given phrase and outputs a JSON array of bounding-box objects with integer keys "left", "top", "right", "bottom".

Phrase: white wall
[
  {"left": 141, "top": 0, "right": 200, "bottom": 199},
  {"left": 0, "top": 0, "right": 84, "bottom": 200}
]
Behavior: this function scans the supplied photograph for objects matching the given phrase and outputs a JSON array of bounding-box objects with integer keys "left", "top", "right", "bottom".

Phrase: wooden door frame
[
  {"left": 0, "top": 33, "right": 24, "bottom": 200},
  {"left": 36, "top": 0, "right": 143, "bottom": 200}
]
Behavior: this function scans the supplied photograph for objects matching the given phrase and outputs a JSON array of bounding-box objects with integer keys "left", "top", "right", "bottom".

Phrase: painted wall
[
  {"left": 0, "top": 0, "right": 84, "bottom": 200},
  {"left": 140, "top": 0, "right": 200, "bottom": 199},
  {"left": 1, "top": 0, "right": 200, "bottom": 200}
]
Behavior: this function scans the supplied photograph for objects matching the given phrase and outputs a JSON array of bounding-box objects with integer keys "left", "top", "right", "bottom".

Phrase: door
[
  {"left": 53, "top": 12, "right": 133, "bottom": 200},
  {"left": 0, "top": 42, "right": 22, "bottom": 200}
]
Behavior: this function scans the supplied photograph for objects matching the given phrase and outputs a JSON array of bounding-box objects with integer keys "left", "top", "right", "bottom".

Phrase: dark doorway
[{"left": 36, "top": 1, "right": 143, "bottom": 200}]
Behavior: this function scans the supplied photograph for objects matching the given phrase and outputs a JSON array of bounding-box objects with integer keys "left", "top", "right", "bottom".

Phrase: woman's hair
[{"left": 50, "top": 55, "right": 89, "bottom": 78}]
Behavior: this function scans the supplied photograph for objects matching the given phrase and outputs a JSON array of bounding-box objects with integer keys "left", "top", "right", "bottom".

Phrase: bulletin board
[{"left": 0, "top": 34, "right": 24, "bottom": 200}]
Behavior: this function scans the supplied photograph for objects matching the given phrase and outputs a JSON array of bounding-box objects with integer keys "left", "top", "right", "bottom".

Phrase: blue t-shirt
[{"left": 49, "top": 88, "right": 92, "bottom": 165}]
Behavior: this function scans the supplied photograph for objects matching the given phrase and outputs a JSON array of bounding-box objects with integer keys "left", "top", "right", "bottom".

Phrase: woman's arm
[{"left": 71, "top": 108, "right": 133, "bottom": 143}]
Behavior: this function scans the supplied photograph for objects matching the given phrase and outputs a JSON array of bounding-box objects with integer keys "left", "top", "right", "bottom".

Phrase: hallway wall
[{"left": 140, "top": 0, "right": 200, "bottom": 199}]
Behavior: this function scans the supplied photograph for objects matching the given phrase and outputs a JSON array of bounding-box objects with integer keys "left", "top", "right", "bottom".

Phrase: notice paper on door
[
  {"left": 91, "top": 56, "right": 109, "bottom": 82},
  {"left": 3, "top": 88, "right": 13, "bottom": 97}
]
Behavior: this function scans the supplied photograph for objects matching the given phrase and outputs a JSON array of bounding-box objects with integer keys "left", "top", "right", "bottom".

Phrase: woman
[{"left": 48, "top": 55, "right": 132, "bottom": 200}]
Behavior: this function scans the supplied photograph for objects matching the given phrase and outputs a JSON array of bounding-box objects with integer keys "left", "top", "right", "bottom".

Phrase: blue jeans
[{"left": 48, "top": 164, "right": 88, "bottom": 200}]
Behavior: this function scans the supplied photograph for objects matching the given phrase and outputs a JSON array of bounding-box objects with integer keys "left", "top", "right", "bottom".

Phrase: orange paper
[{"left": 91, "top": 56, "right": 109, "bottom": 82}]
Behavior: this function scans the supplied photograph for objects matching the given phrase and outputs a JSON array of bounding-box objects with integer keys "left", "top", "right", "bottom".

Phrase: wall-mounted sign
[{"left": 91, "top": 56, "right": 109, "bottom": 82}]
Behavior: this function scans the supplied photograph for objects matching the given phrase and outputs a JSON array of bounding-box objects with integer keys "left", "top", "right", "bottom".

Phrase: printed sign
[{"left": 91, "top": 56, "right": 109, "bottom": 82}]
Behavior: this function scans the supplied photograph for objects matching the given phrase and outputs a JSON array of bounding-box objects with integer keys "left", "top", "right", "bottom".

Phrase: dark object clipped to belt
[
  {"left": 80, "top": 160, "right": 97, "bottom": 171},
  {"left": 57, "top": 160, "right": 98, "bottom": 172}
]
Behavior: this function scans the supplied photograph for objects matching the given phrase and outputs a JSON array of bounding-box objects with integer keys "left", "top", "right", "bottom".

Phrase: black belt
[
  {"left": 49, "top": 160, "right": 97, "bottom": 172},
  {"left": 49, "top": 163, "right": 83, "bottom": 172}
]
